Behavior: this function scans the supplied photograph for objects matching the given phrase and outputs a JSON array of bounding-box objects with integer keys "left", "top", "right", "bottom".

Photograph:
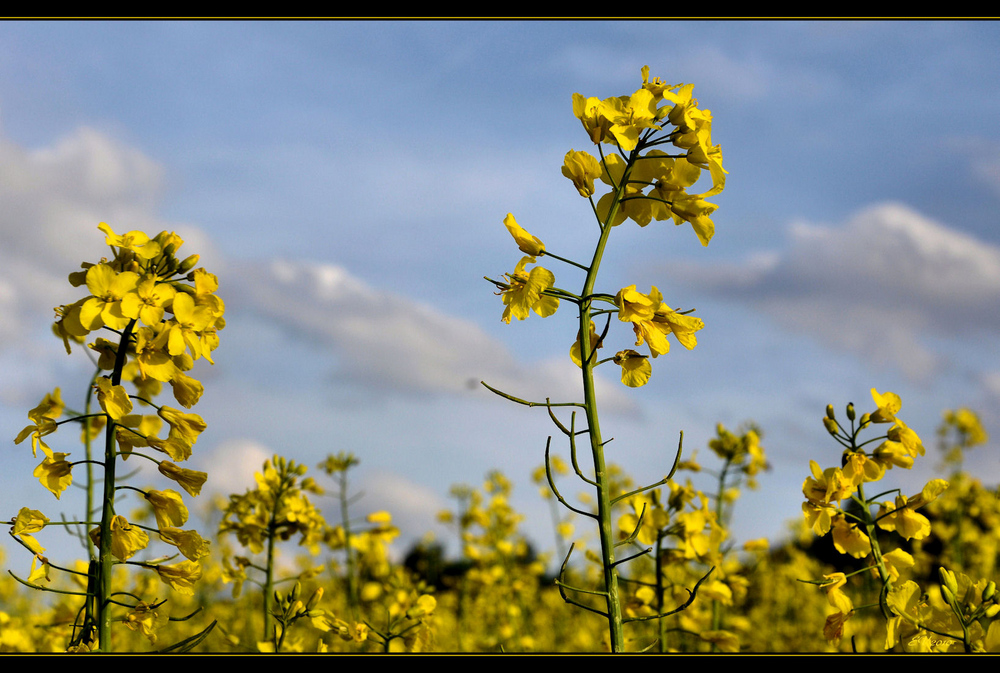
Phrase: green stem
[
  {"left": 578, "top": 155, "right": 633, "bottom": 652},
  {"left": 339, "top": 468, "right": 360, "bottom": 615},
  {"left": 264, "top": 491, "right": 280, "bottom": 646},
  {"left": 856, "top": 482, "right": 893, "bottom": 622},
  {"left": 96, "top": 318, "right": 137, "bottom": 651}
]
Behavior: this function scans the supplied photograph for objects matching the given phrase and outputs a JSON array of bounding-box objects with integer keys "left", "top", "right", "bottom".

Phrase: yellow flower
[
  {"left": 876, "top": 495, "right": 931, "bottom": 540},
  {"left": 78, "top": 263, "right": 139, "bottom": 331},
  {"left": 132, "top": 325, "right": 180, "bottom": 383},
  {"left": 616, "top": 285, "right": 704, "bottom": 358},
  {"left": 570, "top": 320, "right": 603, "bottom": 367},
  {"left": 95, "top": 377, "right": 132, "bottom": 420},
  {"left": 887, "top": 421, "right": 924, "bottom": 458},
  {"left": 831, "top": 515, "right": 871, "bottom": 558},
  {"left": 823, "top": 610, "right": 851, "bottom": 641},
  {"left": 158, "top": 405, "right": 207, "bottom": 457},
  {"left": 154, "top": 560, "right": 202, "bottom": 595},
  {"left": 802, "top": 460, "right": 856, "bottom": 506},
  {"left": 842, "top": 451, "right": 884, "bottom": 483},
  {"left": 164, "top": 293, "right": 215, "bottom": 359},
  {"left": 12, "top": 507, "right": 49, "bottom": 536},
  {"left": 405, "top": 594, "right": 437, "bottom": 619},
  {"left": 169, "top": 371, "right": 204, "bottom": 409},
  {"left": 699, "top": 630, "right": 740, "bottom": 653},
  {"left": 158, "top": 461, "right": 208, "bottom": 497},
  {"left": 124, "top": 602, "right": 168, "bottom": 644},
  {"left": 89, "top": 515, "right": 149, "bottom": 561},
  {"left": 599, "top": 88, "right": 660, "bottom": 152},
  {"left": 667, "top": 192, "right": 719, "bottom": 247},
  {"left": 872, "top": 439, "right": 914, "bottom": 470},
  {"left": 27, "top": 389, "right": 64, "bottom": 425},
  {"left": 500, "top": 256, "right": 559, "bottom": 324},
  {"left": 870, "top": 388, "right": 902, "bottom": 423},
  {"left": 881, "top": 548, "right": 915, "bottom": 581},
  {"left": 802, "top": 501, "right": 836, "bottom": 536},
  {"left": 561, "top": 149, "right": 602, "bottom": 197},
  {"left": 144, "top": 489, "right": 189, "bottom": 528},
  {"left": 97, "top": 222, "right": 162, "bottom": 260},
  {"left": 613, "top": 349, "right": 651, "bottom": 388},
  {"left": 120, "top": 275, "right": 176, "bottom": 327},
  {"left": 615, "top": 285, "right": 657, "bottom": 323},
  {"left": 33, "top": 453, "right": 73, "bottom": 499},
  {"left": 158, "top": 527, "right": 211, "bottom": 561},
  {"left": 821, "top": 573, "right": 854, "bottom": 614},
  {"left": 572, "top": 93, "right": 614, "bottom": 145},
  {"left": 15, "top": 417, "right": 57, "bottom": 458},
  {"left": 28, "top": 555, "right": 52, "bottom": 584},
  {"left": 906, "top": 479, "right": 948, "bottom": 509},
  {"left": 503, "top": 213, "right": 545, "bottom": 257}
]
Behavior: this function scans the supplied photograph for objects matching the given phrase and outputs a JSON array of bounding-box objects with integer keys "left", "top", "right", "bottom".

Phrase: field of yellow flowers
[{"left": 3, "top": 66, "right": 1000, "bottom": 653}]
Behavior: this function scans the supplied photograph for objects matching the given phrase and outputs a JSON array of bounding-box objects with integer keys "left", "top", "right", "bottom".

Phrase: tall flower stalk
[
  {"left": 484, "top": 67, "right": 727, "bottom": 651},
  {"left": 9, "top": 223, "right": 223, "bottom": 651}
]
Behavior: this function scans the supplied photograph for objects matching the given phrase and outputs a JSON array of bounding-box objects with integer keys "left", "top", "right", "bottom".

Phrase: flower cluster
[
  {"left": 572, "top": 66, "right": 726, "bottom": 244},
  {"left": 802, "top": 389, "right": 959, "bottom": 646},
  {"left": 491, "top": 66, "right": 722, "bottom": 389},
  {"left": 219, "top": 455, "right": 327, "bottom": 559},
  {"left": 7, "top": 222, "right": 222, "bottom": 650}
]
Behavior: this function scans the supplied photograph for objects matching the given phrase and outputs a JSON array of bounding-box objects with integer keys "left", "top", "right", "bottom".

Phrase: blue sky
[{"left": 2, "top": 20, "right": 999, "bottom": 567}]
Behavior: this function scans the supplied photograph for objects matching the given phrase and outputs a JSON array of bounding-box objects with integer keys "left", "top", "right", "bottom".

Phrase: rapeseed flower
[
  {"left": 158, "top": 461, "right": 207, "bottom": 497},
  {"left": 88, "top": 515, "right": 149, "bottom": 561},
  {"left": 870, "top": 388, "right": 902, "bottom": 423},
  {"left": 158, "top": 527, "right": 210, "bottom": 561},
  {"left": 154, "top": 560, "right": 202, "bottom": 595},
  {"left": 500, "top": 257, "right": 558, "bottom": 324},
  {"left": 613, "top": 350, "right": 651, "bottom": 388},
  {"left": 33, "top": 453, "right": 73, "bottom": 499},
  {"left": 561, "top": 149, "right": 602, "bottom": 197},
  {"left": 144, "top": 489, "right": 188, "bottom": 528},
  {"left": 503, "top": 213, "right": 545, "bottom": 257},
  {"left": 78, "top": 263, "right": 139, "bottom": 332}
]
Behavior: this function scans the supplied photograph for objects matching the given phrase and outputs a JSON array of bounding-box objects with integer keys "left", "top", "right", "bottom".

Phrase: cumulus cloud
[
  {"left": 0, "top": 126, "right": 219, "bottom": 345},
  {"left": 0, "top": 123, "right": 635, "bottom": 415},
  {"left": 226, "top": 258, "right": 636, "bottom": 412},
  {"left": 670, "top": 202, "right": 1000, "bottom": 380},
  {"left": 201, "top": 438, "right": 273, "bottom": 495}
]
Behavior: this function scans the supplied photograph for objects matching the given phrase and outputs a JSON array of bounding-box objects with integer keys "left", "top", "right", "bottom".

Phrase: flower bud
[
  {"left": 942, "top": 584, "right": 957, "bottom": 605},
  {"left": 939, "top": 567, "right": 958, "bottom": 597},
  {"left": 178, "top": 254, "right": 200, "bottom": 274},
  {"left": 859, "top": 413, "right": 871, "bottom": 429},
  {"left": 986, "top": 604, "right": 1000, "bottom": 619},
  {"left": 823, "top": 417, "right": 840, "bottom": 435},
  {"left": 826, "top": 404, "right": 836, "bottom": 420},
  {"left": 307, "top": 587, "right": 324, "bottom": 611},
  {"left": 846, "top": 403, "right": 856, "bottom": 421},
  {"left": 984, "top": 581, "right": 996, "bottom": 602}
]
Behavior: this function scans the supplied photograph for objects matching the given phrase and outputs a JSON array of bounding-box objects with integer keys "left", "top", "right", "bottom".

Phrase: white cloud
[
  {"left": 201, "top": 438, "right": 273, "bottom": 496},
  {"left": 0, "top": 126, "right": 220, "bottom": 349},
  {"left": 671, "top": 202, "right": 1000, "bottom": 380},
  {"left": 226, "top": 258, "right": 637, "bottom": 413},
  {"left": 0, "top": 122, "right": 636, "bottom": 418}
]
